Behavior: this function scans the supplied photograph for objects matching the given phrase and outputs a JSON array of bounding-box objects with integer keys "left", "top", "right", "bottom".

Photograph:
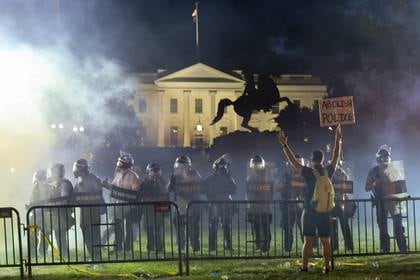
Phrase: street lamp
[{"left": 196, "top": 123, "right": 203, "bottom": 132}]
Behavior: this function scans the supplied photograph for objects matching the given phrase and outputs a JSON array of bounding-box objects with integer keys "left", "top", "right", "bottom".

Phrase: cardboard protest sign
[{"left": 319, "top": 96, "right": 355, "bottom": 127}]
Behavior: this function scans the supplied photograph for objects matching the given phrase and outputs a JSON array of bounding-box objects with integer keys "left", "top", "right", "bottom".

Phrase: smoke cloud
[{"left": 0, "top": 3, "right": 138, "bottom": 210}]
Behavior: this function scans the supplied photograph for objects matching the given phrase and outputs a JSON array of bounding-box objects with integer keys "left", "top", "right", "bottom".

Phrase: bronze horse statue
[{"left": 211, "top": 73, "right": 292, "bottom": 132}]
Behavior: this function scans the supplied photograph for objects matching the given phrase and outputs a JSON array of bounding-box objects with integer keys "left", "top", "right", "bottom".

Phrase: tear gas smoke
[{"left": 0, "top": 40, "right": 137, "bottom": 210}]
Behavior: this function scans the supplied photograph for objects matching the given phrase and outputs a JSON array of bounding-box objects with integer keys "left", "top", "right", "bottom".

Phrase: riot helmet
[
  {"left": 249, "top": 155, "right": 265, "bottom": 170},
  {"left": 174, "top": 155, "right": 191, "bottom": 169},
  {"left": 49, "top": 163, "right": 65, "bottom": 180},
  {"left": 117, "top": 154, "right": 134, "bottom": 169},
  {"left": 146, "top": 162, "right": 162, "bottom": 176},
  {"left": 213, "top": 153, "right": 232, "bottom": 172},
  {"left": 33, "top": 170, "right": 47, "bottom": 185},
  {"left": 73, "top": 158, "right": 90, "bottom": 178},
  {"left": 376, "top": 145, "right": 391, "bottom": 163}
]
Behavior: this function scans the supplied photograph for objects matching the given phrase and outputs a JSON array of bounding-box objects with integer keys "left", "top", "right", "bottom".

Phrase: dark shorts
[{"left": 301, "top": 209, "right": 331, "bottom": 238}]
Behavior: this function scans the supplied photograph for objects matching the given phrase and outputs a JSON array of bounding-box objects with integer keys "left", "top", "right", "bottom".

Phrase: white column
[
  {"left": 208, "top": 91, "right": 216, "bottom": 146},
  {"left": 183, "top": 91, "right": 191, "bottom": 147},
  {"left": 157, "top": 91, "right": 165, "bottom": 147}
]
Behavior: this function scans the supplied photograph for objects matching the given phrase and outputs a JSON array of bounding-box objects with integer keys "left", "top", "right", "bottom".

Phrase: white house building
[{"left": 129, "top": 63, "right": 328, "bottom": 147}]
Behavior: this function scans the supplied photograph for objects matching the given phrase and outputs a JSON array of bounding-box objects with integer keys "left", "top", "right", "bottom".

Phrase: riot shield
[{"left": 381, "top": 160, "right": 408, "bottom": 196}]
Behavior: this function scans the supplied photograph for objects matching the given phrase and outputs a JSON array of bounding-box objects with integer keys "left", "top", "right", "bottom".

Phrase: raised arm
[
  {"left": 330, "top": 125, "right": 343, "bottom": 170},
  {"left": 278, "top": 130, "right": 303, "bottom": 174}
]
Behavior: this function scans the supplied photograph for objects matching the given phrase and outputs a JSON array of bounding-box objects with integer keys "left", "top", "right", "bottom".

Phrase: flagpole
[{"left": 195, "top": 2, "right": 200, "bottom": 61}]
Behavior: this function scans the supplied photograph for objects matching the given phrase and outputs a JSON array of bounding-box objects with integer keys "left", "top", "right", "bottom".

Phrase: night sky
[{"left": 4, "top": 0, "right": 419, "bottom": 76}]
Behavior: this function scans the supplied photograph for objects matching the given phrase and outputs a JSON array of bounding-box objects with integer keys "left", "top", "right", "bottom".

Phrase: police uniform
[
  {"left": 246, "top": 165, "right": 273, "bottom": 252},
  {"left": 140, "top": 173, "right": 168, "bottom": 252},
  {"left": 280, "top": 171, "right": 305, "bottom": 252},
  {"left": 111, "top": 167, "right": 141, "bottom": 252},
  {"left": 49, "top": 175, "right": 74, "bottom": 260},
  {"left": 74, "top": 172, "right": 104, "bottom": 260},
  {"left": 366, "top": 163, "right": 408, "bottom": 253},
  {"left": 28, "top": 171, "right": 54, "bottom": 258},
  {"left": 331, "top": 166, "right": 354, "bottom": 251},
  {"left": 168, "top": 169, "right": 202, "bottom": 251},
  {"left": 202, "top": 168, "right": 237, "bottom": 251}
]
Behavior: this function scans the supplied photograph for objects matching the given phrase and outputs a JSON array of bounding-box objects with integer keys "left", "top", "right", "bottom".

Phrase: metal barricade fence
[
  {"left": 1, "top": 198, "right": 420, "bottom": 277},
  {"left": 185, "top": 200, "right": 306, "bottom": 275},
  {"left": 185, "top": 198, "right": 420, "bottom": 275},
  {"left": 25, "top": 201, "right": 183, "bottom": 278},
  {"left": 0, "top": 207, "right": 24, "bottom": 279}
]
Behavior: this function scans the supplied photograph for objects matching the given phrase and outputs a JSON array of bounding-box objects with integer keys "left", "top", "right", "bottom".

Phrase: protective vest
[
  {"left": 74, "top": 173, "right": 104, "bottom": 204},
  {"left": 141, "top": 175, "right": 168, "bottom": 202}
]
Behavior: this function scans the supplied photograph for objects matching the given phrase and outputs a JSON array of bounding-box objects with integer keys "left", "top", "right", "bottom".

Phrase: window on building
[
  {"left": 170, "top": 98, "right": 178, "bottom": 113},
  {"left": 293, "top": 99, "right": 301, "bottom": 107},
  {"left": 139, "top": 98, "right": 147, "bottom": 113},
  {"left": 195, "top": 134, "right": 204, "bottom": 147},
  {"left": 195, "top": 98, "right": 203, "bottom": 114},
  {"left": 219, "top": 126, "right": 228, "bottom": 136},
  {"left": 170, "top": 126, "right": 178, "bottom": 146},
  {"left": 272, "top": 103, "right": 280, "bottom": 114}
]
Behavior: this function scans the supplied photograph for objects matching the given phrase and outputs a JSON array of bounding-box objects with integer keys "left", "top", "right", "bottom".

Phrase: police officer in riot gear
[
  {"left": 279, "top": 155, "right": 305, "bottom": 252},
  {"left": 28, "top": 170, "right": 54, "bottom": 257},
  {"left": 168, "top": 155, "right": 202, "bottom": 251},
  {"left": 108, "top": 154, "right": 141, "bottom": 253},
  {"left": 246, "top": 155, "right": 273, "bottom": 252},
  {"left": 202, "top": 154, "right": 237, "bottom": 251},
  {"left": 366, "top": 146, "right": 408, "bottom": 253},
  {"left": 73, "top": 159, "right": 105, "bottom": 261},
  {"left": 331, "top": 162, "right": 355, "bottom": 251},
  {"left": 48, "top": 163, "right": 74, "bottom": 260},
  {"left": 140, "top": 163, "right": 168, "bottom": 252}
]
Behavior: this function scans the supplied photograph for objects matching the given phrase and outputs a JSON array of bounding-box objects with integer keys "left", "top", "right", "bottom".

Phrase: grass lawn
[{"left": 1, "top": 254, "right": 420, "bottom": 279}]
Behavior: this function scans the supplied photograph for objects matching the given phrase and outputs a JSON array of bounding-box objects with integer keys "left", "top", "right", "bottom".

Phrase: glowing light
[
  {"left": 10, "top": 167, "right": 15, "bottom": 173},
  {"left": 0, "top": 46, "right": 54, "bottom": 125},
  {"left": 196, "top": 124, "right": 203, "bottom": 132},
  {"left": 58, "top": 123, "right": 64, "bottom": 129},
  {"left": 328, "top": 127, "right": 333, "bottom": 131},
  {"left": 73, "top": 126, "right": 79, "bottom": 132},
  {"left": 304, "top": 137, "right": 309, "bottom": 143},
  {"left": 79, "top": 126, "right": 85, "bottom": 132},
  {"left": 51, "top": 124, "right": 57, "bottom": 129}
]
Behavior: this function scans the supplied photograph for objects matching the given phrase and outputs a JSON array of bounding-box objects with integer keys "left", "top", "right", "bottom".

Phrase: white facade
[{"left": 129, "top": 63, "right": 328, "bottom": 147}]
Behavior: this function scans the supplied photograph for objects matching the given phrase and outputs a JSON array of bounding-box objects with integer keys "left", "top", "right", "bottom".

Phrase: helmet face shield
[
  {"left": 149, "top": 169, "right": 161, "bottom": 176},
  {"left": 174, "top": 155, "right": 192, "bottom": 173},
  {"left": 174, "top": 162, "right": 189, "bottom": 173},
  {"left": 73, "top": 159, "right": 89, "bottom": 178},
  {"left": 117, "top": 154, "right": 134, "bottom": 169},
  {"left": 49, "top": 163, "right": 65, "bottom": 180},
  {"left": 146, "top": 163, "right": 161, "bottom": 176},
  {"left": 249, "top": 155, "right": 265, "bottom": 170},
  {"left": 376, "top": 147, "right": 391, "bottom": 163},
  {"left": 33, "top": 170, "right": 47, "bottom": 185},
  {"left": 213, "top": 154, "right": 231, "bottom": 173}
]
